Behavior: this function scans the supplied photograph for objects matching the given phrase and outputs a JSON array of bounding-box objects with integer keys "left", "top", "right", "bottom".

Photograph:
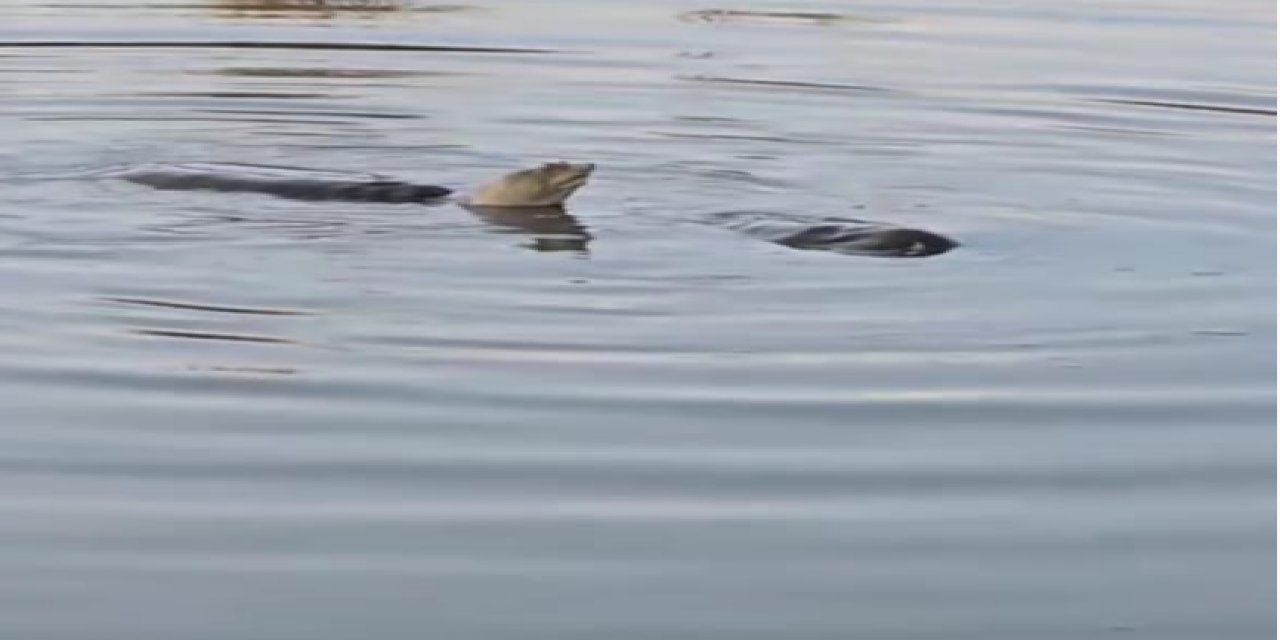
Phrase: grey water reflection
[{"left": 464, "top": 205, "right": 592, "bottom": 254}]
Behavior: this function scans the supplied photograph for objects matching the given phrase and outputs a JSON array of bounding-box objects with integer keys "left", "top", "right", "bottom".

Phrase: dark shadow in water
[
  {"left": 463, "top": 205, "right": 593, "bottom": 255},
  {"left": 0, "top": 41, "right": 556, "bottom": 54},
  {"left": 678, "top": 74, "right": 894, "bottom": 95},
  {"left": 104, "top": 297, "right": 313, "bottom": 316},
  {"left": 709, "top": 211, "right": 958, "bottom": 258},
  {"left": 209, "top": 1, "right": 475, "bottom": 20},
  {"left": 217, "top": 0, "right": 407, "bottom": 12},
  {"left": 118, "top": 163, "right": 454, "bottom": 203},
  {"left": 132, "top": 329, "right": 297, "bottom": 344},
  {"left": 197, "top": 107, "right": 422, "bottom": 120},
  {"left": 209, "top": 66, "right": 464, "bottom": 79},
  {"left": 1089, "top": 98, "right": 1277, "bottom": 117},
  {"left": 187, "top": 364, "right": 300, "bottom": 375},
  {"left": 131, "top": 90, "right": 337, "bottom": 99},
  {"left": 677, "top": 9, "right": 879, "bottom": 25},
  {"left": 27, "top": 114, "right": 357, "bottom": 124}
]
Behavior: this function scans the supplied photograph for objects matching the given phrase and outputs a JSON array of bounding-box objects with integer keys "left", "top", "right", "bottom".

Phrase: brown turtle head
[{"left": 466, "top": 161, "right": 595, "bottom": 207}]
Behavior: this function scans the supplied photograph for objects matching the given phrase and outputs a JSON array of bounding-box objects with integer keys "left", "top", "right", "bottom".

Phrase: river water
[{"left": 0, "top": 1, "right": 1274, "bottom": 638}]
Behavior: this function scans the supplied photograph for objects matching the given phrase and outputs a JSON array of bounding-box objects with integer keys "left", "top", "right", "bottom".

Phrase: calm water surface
[{"left": 0, "top": 1, "right": 1274, "bottom": 638}]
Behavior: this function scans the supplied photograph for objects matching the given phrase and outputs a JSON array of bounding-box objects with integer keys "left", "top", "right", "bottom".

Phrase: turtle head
[{"left": 467, "top": 161, "right": 595, "bottom": 207}]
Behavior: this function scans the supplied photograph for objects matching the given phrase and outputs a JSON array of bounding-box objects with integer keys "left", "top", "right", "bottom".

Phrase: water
[{"left": 0, "top": 1, "right": 1274, "bottom": 638}]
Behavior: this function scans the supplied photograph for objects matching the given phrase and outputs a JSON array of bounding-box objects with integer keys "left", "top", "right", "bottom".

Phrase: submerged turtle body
[
  {"left": 115, "top": 162, "right": 454, "bottom": 203},
  {"left": 780, "top": 224, "right": 957, "bottom": 257},
  {"left": 113, "top": 161, "right": 595, "bottom": 207},
  {"left": 122, "top": 170, "right": 453, "bottom": 203},
  {"left": 111, "top": 161, "right": 598, "bottom": 253},
  {"left": 112, "top": 161, "right": 958, "bottom": 257},
  {"left": 713, "top": 212, "right": 958, "bottom": 258}
]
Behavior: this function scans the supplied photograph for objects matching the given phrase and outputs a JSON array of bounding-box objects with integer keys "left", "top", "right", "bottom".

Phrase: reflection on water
[{"left": 465, "top": 205, "right": 592, "bottom": 254}]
